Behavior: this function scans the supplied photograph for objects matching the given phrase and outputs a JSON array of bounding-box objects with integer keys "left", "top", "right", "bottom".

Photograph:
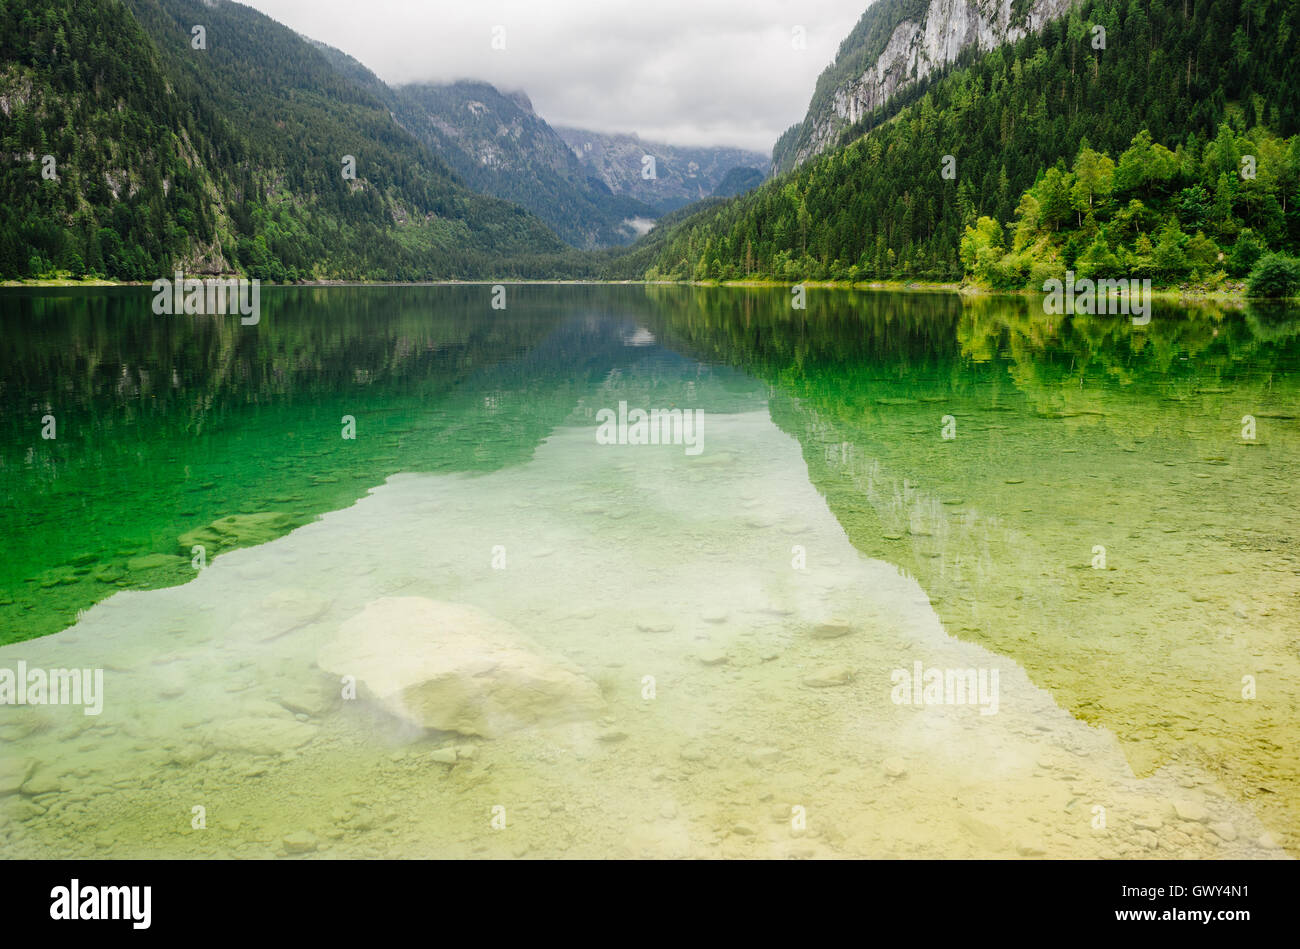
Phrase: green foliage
[
  {"left": 711, "top": 167, "right": 765, "bottom": 199},
  {"left": 1247, "top": 253, "right": 1300, "bottom": 297},
  {"left": 960, "top": 217, "right": 1003, "bottom": 278},
  {"left": 968, "top": 125, "right": 1296, "bottom": 288},
  {"left": 647, "top": 0, "right": 1300, "bottom": 287},
  {"left": 1229, "top": 228, "right": 1266, "bottom": 276},
  {"left": 0, "top": 0, "right": 217, "bottom": 279},
  {"left": 1075, "top": 235, "right": 1120, "bottom": 280},
  {"left": 0, "top": 0, "right": 566, "bottom": 281},
  {"left": 7, "top": 0, "right": 1300, "bottom": 286}
]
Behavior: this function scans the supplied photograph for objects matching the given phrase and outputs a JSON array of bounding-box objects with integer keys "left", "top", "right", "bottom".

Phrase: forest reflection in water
[{"left": 0, "top": 285, "right": 1296, "bottom": 857}]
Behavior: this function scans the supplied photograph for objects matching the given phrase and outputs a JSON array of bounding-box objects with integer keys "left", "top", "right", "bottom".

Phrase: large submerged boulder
[{"left": 317, "top": 597, "right": 604, "bottom": 737}]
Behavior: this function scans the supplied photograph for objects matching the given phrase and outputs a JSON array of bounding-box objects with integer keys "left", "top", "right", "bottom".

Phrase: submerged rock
[
  {"left": 282, "top": 830, "right": 318, "bottom": 854},
  {"left": 1016, "top": 836, "right": 1047, "bottom": 856},
  {"left": 698, "top": 649, "right": 729, "bottom": 666},
  {"left": 810, "top": 620, "right": 855, "bottom": 639},
  {"left": 0, "top": 757, "right": 37, "bottom": 796},
  {"left": 206, "top": 717, "right": 319, "bottom": 756},
  {"left": 275, "top": 680, "right": 335, "bottom": 718},
  {"left": 20, "top": 769, "right": 62, "bottom": 796},
  {"left": 316, "top": 597, "right": 604, "bottom": 738},
  {"left": 178, "top": 511, "right": 297, "bottom": 555},
  {"left": 242, "top": 589, "right": 332, "bottom": 642},
  {"left": 1172, "top": 800, "right": 1209, "bottom": 823},
  {"left": 126, "top": 553, "right": 187, "bottom": 572},
  {"left": 803, "top": 666, "right": 854, "bottom": 688},
  {"left": 1209, "top": 821, "right": 1237, "bottom": 842}
]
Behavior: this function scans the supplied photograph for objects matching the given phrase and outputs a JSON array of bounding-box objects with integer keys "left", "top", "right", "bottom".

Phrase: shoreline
[{"left": 0, "top": 276, "right": 1282, "bottom": 302}]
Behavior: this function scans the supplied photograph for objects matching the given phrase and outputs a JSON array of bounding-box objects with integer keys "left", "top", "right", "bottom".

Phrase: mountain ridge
[
  {"left": 652, "top": 0, "right": 1300, "bottom": 284},
  {"left": 774, "top": 0, "right": 1076, "bottom": 173},
  {"left": 555, "top": 126, "right": 770, "bottom": 214},
  {"left": 309, "top": 41, "right": 767, "bottom": 248},
  {"left": 0, "top": 0, "right": 568, "bottom": 280}
]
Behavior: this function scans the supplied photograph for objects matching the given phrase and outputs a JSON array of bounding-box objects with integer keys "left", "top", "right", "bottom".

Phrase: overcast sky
[{"left": 241, "top": 0, "right": 869, "bottom": 154}]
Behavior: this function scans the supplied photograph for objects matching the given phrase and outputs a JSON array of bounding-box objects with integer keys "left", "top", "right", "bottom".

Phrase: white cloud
[{"left": 240, "top": 0, "right": 867, "bottom": 153}]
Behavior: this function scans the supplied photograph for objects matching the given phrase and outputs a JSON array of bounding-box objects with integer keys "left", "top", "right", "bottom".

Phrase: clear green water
[{"left": 1, "top": 285, "right": 1297, "bottom": 858}]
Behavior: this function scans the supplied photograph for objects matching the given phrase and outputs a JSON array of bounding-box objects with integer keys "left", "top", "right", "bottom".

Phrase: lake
[{"left": 1, "top": 284, "right": 1297, "bottom": 858}]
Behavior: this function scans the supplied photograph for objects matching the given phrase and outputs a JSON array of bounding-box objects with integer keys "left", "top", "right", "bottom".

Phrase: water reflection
[{"left": 0, "top": 285, "right": 1296, "bottom": 858}]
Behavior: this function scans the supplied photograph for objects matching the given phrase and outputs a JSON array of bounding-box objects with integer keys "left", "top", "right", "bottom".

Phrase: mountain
[
  {"left": 710, "top": 166, "right": 766, "bottom": 199},
  {"left": 389, "top": 81, "right": 663, "bottom": 249},
  {"left": 773, "top": 0, "right": 1075, "bottom": 173},
  {"left": 305, "top": 43, "right": 662, "bottom": 250},
  {"left": 1, "top": 0, "right": 222, "bottom": 278},
  {"left": 0, "top": 0, "right": 564, "bottom": 281},
  {"left": 649, "top": 0, "right": 1300, "bottom": 283},
  {"left": 308, "top": 43, "right": 767, "bottom": 248},
  {"left": 8, "top": 0, "right": 1293, "bottom": 288},
  {"left": 555, "top": 127, "right": 770, "bottom": 214},
  {"left": 313, "top": 35, "right": 771, "bottom": 245}
]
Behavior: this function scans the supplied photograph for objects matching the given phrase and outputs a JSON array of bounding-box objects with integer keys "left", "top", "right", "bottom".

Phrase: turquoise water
[{"left": 0, "top": 285, "right": 1297, "bottom": 857}]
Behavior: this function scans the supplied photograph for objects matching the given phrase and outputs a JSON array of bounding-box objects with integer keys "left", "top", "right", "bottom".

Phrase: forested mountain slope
[
  {"left": 773, "top": 0, "right": 1075, "bottom": 173},
  {"left": 387, "top": 80, "right": 657, "bottom": 249},
  {"left": 309, "top": 40, "right": 660, "bottom": 250},
  {"left": 0, "top": 0, "right": 565, "bottom": 281},
  {"left": 650, "top": 0, "right": 1300, "bottom": 284}
]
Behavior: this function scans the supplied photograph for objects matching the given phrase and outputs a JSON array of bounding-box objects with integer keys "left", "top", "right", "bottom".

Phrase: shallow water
[{"left": 1, "top": 285, "right": 1297, "bottom": 858}]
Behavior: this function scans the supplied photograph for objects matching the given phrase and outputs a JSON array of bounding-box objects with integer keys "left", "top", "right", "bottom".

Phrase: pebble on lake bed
[
  {"left": 810, "top": 620, "right": 854, "bottom": 639},
  {"left": 281, "top": 830, "right": 318, "bottom": 854},
  {"left": 802, "top": 666, "right": 854, "bottom": 688},
  {"left": 1171, "top": 800, "right": 1209, "bottom": 823}
]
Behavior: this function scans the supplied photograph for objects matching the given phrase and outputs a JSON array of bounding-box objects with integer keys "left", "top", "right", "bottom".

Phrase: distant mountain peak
[
  {"left": 504, "top": 88, "right": 534, "bottom": 114},
  {"left": 554, "top": 125, "right": 769, "bottom": 214}
]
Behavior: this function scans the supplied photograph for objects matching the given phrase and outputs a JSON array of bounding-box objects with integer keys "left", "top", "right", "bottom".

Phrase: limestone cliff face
[{"left": 782, "top": 0, "right": 1076, "bottom": 170}]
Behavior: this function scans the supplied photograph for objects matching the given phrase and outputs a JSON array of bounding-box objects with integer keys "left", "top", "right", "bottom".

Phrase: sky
[{"left": 240, "top": 0, "right": 870, "bottom": 155}]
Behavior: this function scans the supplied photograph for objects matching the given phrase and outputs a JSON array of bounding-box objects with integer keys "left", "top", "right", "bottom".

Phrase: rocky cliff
[{"left": 775, "top": 0, "right": 1076, "bottom": 172}]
